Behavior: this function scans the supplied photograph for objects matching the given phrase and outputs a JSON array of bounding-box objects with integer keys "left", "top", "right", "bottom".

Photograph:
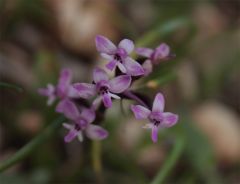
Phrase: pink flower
[
  {"left": 38, "top": 68, "right": 78, "bottom": 105},
  {"left": 73, "top": 67, "right": 131, "bottom": 108},
  {"left": 95, "top": 35, "right": 144, "bottom": 76},
  {"left": 135, "top": 43, "right": 171, "bottom": 75},
  {"left": 131, "top": 92, "right": 178, "bottom": 143},
  {"left": 60, "top": 99, "right": 108, "bottom": 142}
]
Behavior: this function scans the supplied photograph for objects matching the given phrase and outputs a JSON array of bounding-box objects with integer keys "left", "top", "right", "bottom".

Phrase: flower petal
[
  {"left": 86, "top": 124, "right": 108, "bottom": 140},
  {"left": 106, "top": 60, "right": 117, "bottom": 71},
  {"left": 117, "top": 62, "right": 127, "bottom": 73},
  {"left": 151, "top": 126, "right": 158, "bottom": 143},
  {"left": 81, "top": 108, "right": 96, "bottom": 123},
  {"left": 60, "top": 99, "right": 80, "bottom": 120},
  {"left": 109, "top": 75, "right": 131, "bottom": 93},
  {"left": 38, "top": 84, "right": 55, "bottom": 96},
  {"left": 161, "top": 112, "right": 179, "bottom": 128},
  {"left": 77, "top": 132, "right": 84, "bottom": 142},
  {"left": 102, "top": 93, "right": 112, "bottom": 108},
  {"left": 73, "top": 83, "right": 96, "bottom": 99},
  {"left": 109, "top": 93, "right": 120, "bottom": 99},
  {"left": 56, "top": 100, "right": 65, "bottom": 113},
  {"left": 135, "top": 47, "right": 153, "bottom": 58},
  {"left": 57, "top": 68, "right": 72, "bottom": 95},
  {"left": 142, "top": 123, "right": 153, "bottom": 129},
  {"left": 63, "top": 123, "right": 73, "bottom": 130},
  {"left": 123, "top": 57, "right": 144, "bottom": 76},
  {"left": 64, "top": 129, "right": 78, "bottom": 143},
  {"left": 142, "top": 59, "right": 153, "bottom": 76},
  {"left": 152, "top": 92, "right": 165, "bottom": 112},
  {"left": 93, "top": 67, "right": 109, "bottom": 83},
  {"left": 118, "top": 39, "right": 134, "bottom": 54},
  {"left": 131, "top": 105, "right": 151, "bottom": 120},
  {"left": 153, "top": 43, "right": 170, "bottom": 60},
  {"left": 101, "top": 53, "right": 113, "bottom": 60},
  {"left": 47, "top": 95, "right": 56, "bottom": 106},
  {"left": 95, "top": 35, "right": 117, "bottom": 54},
  {"left": 67, "top": 85, "right": 81, "bottom": 98},
  {"left": 92, "top": 96, "right": 102, "bottom": 110}
]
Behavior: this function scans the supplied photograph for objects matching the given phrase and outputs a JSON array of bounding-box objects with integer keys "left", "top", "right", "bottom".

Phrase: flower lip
[
  {"left": 74, "top": 123, "right": 82, "bottom": 131},
  {"left": 149, "top": 111, "right": 163, "bottom": 126},
  {"left": 96, "top": 80, "right": 110, "bottom": 94}
]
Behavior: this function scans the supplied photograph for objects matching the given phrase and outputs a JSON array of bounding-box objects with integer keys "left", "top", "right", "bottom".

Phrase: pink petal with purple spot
[
  {"left": 162, "top": 112, "right": 179, "bottom": 128},
  {"left": 73, "top": 83, "right": 96, "bottom": 99},
  {"left": 118, "top": 39, "right": 134, "bottom": 54},
  {"left": 86, "top": 124, "right": 108, "bottom": 140},
  {"left": 60, "top": 99, "right": 80, "bottom": 120},
  {"left": 131, "top": 105, "right": 151, "bottom": 120},
  {"left": 123, "top": 57, "right": 144, "bottom": 76},
  {"left": 81, "top": 108, "right": 96, "bottom": 123},
  {"left": 102, "top": 93, "right": 112, "bottom": 108},
  {"left": 154, "top": 43, "right": 170, "bottom": 59},
  {"left": 56, "top": 100, "right": 65, "bottom": 113},
  {"left": 64, "top": 129, "right": 78, "bottom": 143},
  {"left": 67, "top": 85, "right": 81, "bottom": 98},
  {"left": 109, "top": 75, "right": 131, "bottom": 94},
  {"left": 106, "top": 60, "right": 117, "bottom": 71},
  {"left": 152, "top": 93, "right": 165, "bottom": 112},
  {"left": 135, "top": 47, "right": 153, "bottom": 58},
  {"left": 142, "top": 59, "right": 153, "bottom": 76},
  {"left": 58, "top": 68, "right": 72, "bottom": 95},
  {"left": 151, "top": 126, "right": 158, "bottom": 143},
  {"left": 93, "top": 67, "right": 109, "bottom": 83},
  {"left": 95, "top": 35, "right": 117, "bottom": 54}
]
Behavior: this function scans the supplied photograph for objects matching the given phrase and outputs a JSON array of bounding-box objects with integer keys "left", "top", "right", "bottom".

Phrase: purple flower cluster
[{"left": 39, "top": 35, "right": 178, "bottom": 143}]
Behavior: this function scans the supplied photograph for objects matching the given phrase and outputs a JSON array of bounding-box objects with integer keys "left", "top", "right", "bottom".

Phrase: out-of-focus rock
[
  {"left": 47, "top": 0, "right": 119, "bottom": 55},
  {"left": 0, "top": 45, "right": 37, "bottom": 90},
  {"left": 137, "top": 145, "right": 166, "bottom": 177},
  {"left": 128, "top": 1, "right": 155, "bottom": 30},
  {"left": 193, "top": 3, "right": 227, "bottom": 39},
  {"left": 18, "top": 110, "right": 43, "bottom": 136},
  {"left": 192, "top": 101, "right": 240, "bottom": 163},
  {"left": 177, "top": 61, "right": 198, "bottom": 102},
  {"left": 117, "top": 118, "right": 145, "bottom": 153}
]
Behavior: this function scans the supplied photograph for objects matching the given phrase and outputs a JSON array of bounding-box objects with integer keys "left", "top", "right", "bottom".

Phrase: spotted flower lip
[
  {"left": 95, "top": 35, "right": 144, "bottom": 76},
  {"left": 38, "top": 68, "right": 79, "bottom": 105},
  {"left": 131, "top": 92, "right": 178, "bottom": 143},
  {"left": 59, "top": 99, "right": 108, "bottom": 142},
  {"left": 72, "top": 67, "right": 132, "bottom": 108}
]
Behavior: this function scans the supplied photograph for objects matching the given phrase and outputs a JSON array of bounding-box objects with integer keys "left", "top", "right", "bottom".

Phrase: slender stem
[
  {"left": 91, "top": 141, "right": 103, "bottom": 183},
  {"left": 123, "top": 90, "right": 148, "bottom": 108},
  {"left": 151, "top": 137, "right": 185, "bottom": 184},
  {"left": 0, "top": 116, "right": 65, "bottom": 172},
  {"left": 0, "top": 82, "right": 23, "bottom": 92}
]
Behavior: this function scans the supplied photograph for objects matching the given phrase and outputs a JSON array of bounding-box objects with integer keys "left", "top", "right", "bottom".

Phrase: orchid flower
[
  {"left": 38, "top": 68, "right": 78, "bottom": 105},
  {"left": 131, "top": 92, "right": 178, "bottom": 143},
  {"left": 60, "top": 99, "right": 108, "bottom": 142},
  {"left": 73, "top": 67, "right": 131, "bottom": 108},
  {"left": 135, "top": 43, "right": 171, "bottom": 75},
  {"left": 95, "top": 35, "right": 144, "bottom": 76}
]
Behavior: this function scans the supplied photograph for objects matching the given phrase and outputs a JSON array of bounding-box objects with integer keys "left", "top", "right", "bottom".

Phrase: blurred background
[{"left": 0, "top": 0, "right": 239, "bottom": 183}]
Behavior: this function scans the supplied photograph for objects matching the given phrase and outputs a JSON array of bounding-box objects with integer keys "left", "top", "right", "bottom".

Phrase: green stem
[
  {"left": 91, "top": 141, "right": 103, "bottom": 183},
  {"left": 0, "top": 82, "right": 23, "bottom": 92},
  {"left": 0, "top": 116, "right": 65, "bottom": 173},
  {"left": 136, "top": 17, "right": 191, "bottom": 47},
  {"left": 151, "top": 137, "right": 185, "bottom": 184}
]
